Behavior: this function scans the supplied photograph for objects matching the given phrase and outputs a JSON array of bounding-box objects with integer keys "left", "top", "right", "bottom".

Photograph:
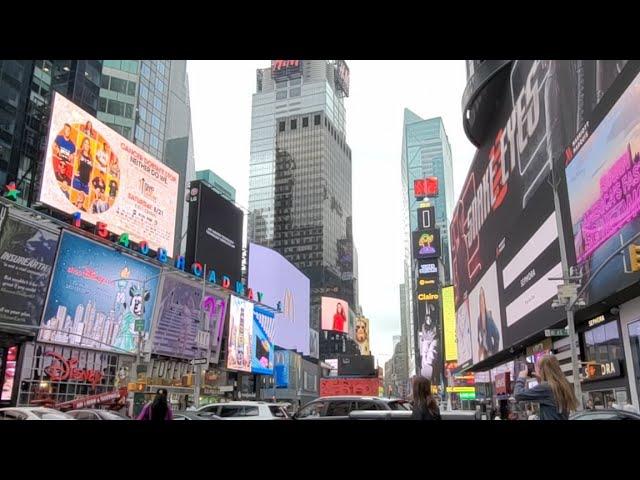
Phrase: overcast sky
[{"left": 187, "top": 60, "right": 477, "bottom": 368}]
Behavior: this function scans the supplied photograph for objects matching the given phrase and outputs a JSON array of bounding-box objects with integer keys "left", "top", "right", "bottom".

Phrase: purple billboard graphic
[{"left": 248, "top": 243, "right": 310, "bottom": 355}]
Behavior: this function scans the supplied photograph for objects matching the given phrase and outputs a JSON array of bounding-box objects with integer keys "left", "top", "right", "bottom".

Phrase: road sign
[
  {"left": 545, "top": 328, "right": 569, "bottom": 337},
  {"left": 557, "top": 283, "right": 579, "bottom": 300},
  {"left": 134, "top": 318, "right": 145, "bottom": 332},
  {"left": 191, "top": 358, "right": 208, "bottom": 366}
]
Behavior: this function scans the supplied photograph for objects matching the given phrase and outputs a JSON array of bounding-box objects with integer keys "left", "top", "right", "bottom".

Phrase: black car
[
  {"left": 67, "top": 409, "right": 129, "bottom": 420},
  {"left": 173, "top": 411, "right": 222, "bottom": 421},
  {"left": 570, "top": 409, "right": 640, "bottom": 420},
  {"left": 293, "top": 396, "right": 411, "bottom": 420}
]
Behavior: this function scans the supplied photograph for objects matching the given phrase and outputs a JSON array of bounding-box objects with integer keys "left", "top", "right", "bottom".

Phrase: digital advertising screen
[
  {"left": 151, "top": 273, "right": 228, "bottom": 360},
  {"left": 412, "top": 228, "right": 441, "bottom": 259},
  {"left": 442, "top": 286, "right": 457, "bottom": 362},
  {"left": 321, "top": 296, "right": 349, "bottom": 333},
  {"left": 226, "top": 295, "right": 253, "bottom": 372},
  {"left": 355, "top": 316, "right": 370, "bottom": 355},
  {"left": 40, "top": 93, "right": 179, "bottom": 255},
  {"left": 414, "top": 285, "right": 442, "bottom": 386},
  {"left": 417, "top": 206, "right": 436, "bottom": 230},
  {"left": 271, "top": 60, "right": 303, "bottom": 80},
  {"left": 251, "top": 307, "right": 274, "bottom": 375},
  {"left": 0, "top": 212, "right": 59, "bottom": 334},
  {"left": 185, "top": 180, "right": 243, "bottom": 285},
  {"left": 247, "top": 243, "right": 310, "bottom": 355},
  {"left": 39, "top": 230, "right": 161, "bottom": 354}
]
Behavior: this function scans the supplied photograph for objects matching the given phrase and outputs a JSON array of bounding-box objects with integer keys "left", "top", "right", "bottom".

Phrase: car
[
  {"left": 293, "top": 396, "right": 412, "bottom": 420},
  {"left": 173, "top": 411, "right": 222, "bottom": 421},
  {"left": 67, "top": 409, "right": 129, "bottom": 420},
  {"left": 570, "top": 409, "right": 640, "bottom": 420},
  {"left": 0, "top": 407, "right": 75, "bottom": 420},
  {"left": 197, "top": 401, "right": 290, "bottom": 420}
]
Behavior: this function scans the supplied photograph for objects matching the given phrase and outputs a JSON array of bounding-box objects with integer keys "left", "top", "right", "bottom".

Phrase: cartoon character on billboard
[
  {"left": 113, "top": 285, "right": 150, "bottom": 352},
  {"left": 419, "top": 303, "right": 438, "bottom": 380},
  {"left": 477, "top": 287, "right": 500, "bottom": 361},
  {"left": 418, "top": 233, "right": 436, "bottom": 255}
]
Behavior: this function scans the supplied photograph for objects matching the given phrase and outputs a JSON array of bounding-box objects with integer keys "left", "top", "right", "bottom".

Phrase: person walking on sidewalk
[
  {"left": 137, "top": 388, "right": 174, "bottom": 421},
  {"left": 411, "top": 376, "right": 441, "bottom": 420},
  {"left": 514, "top": 355, "right": 578, "bottom": 420}
]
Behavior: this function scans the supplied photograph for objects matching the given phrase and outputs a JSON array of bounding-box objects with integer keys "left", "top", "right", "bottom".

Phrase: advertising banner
[
  {"left": 417, "top": 206, "right": 436, "bottom": 230},
  {"left": 39, "top": 93, "right": 179, "bottom": 255},
  {"left": 226, "top": 295, "right": 253, "bottom": 372},
  {"left": 355, "top": 316, "right": 370, "bottom": 355},
  {"left": 414, "top": 284, "right": 442, "bottom": 386},
  {"left": 39, "top": 231, "right": 160, "bottom": 354},
  {"left": 309, "top": 328, "right": 319, "bottom": 359},
  {"left": 417, "top": 260, "right": 439, "bottom": 278},
  {"left": 248, "top": 243, "right": 310, "bottom": 355},
  {"left": 412, "top": 228, "right": 441, "bottom": 259},
  {"left": 319, "top": 377, "right": 379, "bottom": 397},
  {"left": 251, "top": 306, "right": 274, "bottom": 375},
  {"left": 0, "top": 214, "right": 59, "bottom": 333},
  {"left": 150, "top": 273, "right": 228, "bottom": 361},
  {"left": 334, "top": 60, "right": 350, "bottom": 97},
  {"left": 186, "top": 180, "right": 243, "bottom": 285},
  {"left": 321, "top": 296, "right": 349, "bottom": 333},
  {"left": 271, "top": 60, "right": 303, "bottom": 80},
  {"left": 442, "top": 286, "right": 457, "bottom": 362}
]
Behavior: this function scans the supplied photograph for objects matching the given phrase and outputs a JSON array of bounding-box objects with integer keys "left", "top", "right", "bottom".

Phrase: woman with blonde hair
[{"left": 514, "top": 355, "right": 578, "bottom": 420}]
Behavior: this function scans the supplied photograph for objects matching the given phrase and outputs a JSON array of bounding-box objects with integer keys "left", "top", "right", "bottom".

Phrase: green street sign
[
  {"left": 135, "top": 318, "right": 145, "bottom": 332},
  {"left": 545, "top": 328, "right": 568, "bottom": 337}
]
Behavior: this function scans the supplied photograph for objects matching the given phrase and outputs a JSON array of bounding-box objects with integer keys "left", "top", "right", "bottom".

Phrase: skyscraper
[
  {"left": 248, "top": 60, "right": 356, "bottom": 308},
  {"left": 400, "top": 110, "right": 454, "bottom": 377}
]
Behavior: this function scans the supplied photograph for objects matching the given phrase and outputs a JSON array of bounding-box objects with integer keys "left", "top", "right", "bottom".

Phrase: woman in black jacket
[
  {"left": 411, "top": 376, "right": 441, "bottom": 420},
  {"left": 514, "top": 355, "right": 578, "bottom": 420}
]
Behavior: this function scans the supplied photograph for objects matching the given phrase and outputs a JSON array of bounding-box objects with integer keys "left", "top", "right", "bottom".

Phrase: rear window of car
[
  {"left": 355, "top": 401, "right": 380, "bottom": 411},
  {"left": 269, "top": 406, "right": 288, "bottom": 418},
  {"left": 219, "top": 406, "right": 244, "bottom": 417}
]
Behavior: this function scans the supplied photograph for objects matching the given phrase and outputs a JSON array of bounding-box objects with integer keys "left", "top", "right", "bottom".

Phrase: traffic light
[{"left": 630, "top": 244, "right": 640, "bottom": 272}]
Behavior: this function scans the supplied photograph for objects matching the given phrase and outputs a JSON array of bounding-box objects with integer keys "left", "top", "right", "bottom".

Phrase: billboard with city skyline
[{"left": 39, "top": 230, "right": 161, "bottom": 354}]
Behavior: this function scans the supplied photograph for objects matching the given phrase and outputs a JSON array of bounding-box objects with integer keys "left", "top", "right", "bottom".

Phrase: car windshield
[{"left": 269, "top": 406, "right": 288, "bottom": 418}]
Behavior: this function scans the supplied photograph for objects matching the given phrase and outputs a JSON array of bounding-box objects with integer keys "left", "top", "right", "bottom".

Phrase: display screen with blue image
[
  {"left": 39, "top": 230, "right": 161, "bottom": 354},
  {"left": 251, "top": 306, "right": 274, "bottom": 375}
]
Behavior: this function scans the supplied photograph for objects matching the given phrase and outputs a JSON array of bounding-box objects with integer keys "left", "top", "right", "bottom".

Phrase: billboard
[
  {"left": 442, "top": 286, "right": 457, "bottom": 362},
  {"left": 417, "top": 206, "right": 436, "bottom": 230},
  {"left": 417, "top": 260, "right": 439, "bottom": 278},
  {"left": 150, "top": 273, "right": 228, "bottom": 361},
  {"left": 338, "top": 355, "right": 376, "bottom": 377},
  {"left": 320, "top": 378, "right": 379, "bottom": 397},
  {"left": 414, "top": 177, "right": 439, "bottom": 198},
  {"left": 186, "top": 180, "right": 243, "bottom": 286},
  {"left": 271, "top": 60, "right": 303, "bottom": 80},
  {"left": 39, "top": 93, "right": 179, "bottom": 255},
  {"left": 355, "top": 316, "right": 370, "bottom": 355},
  {"left": 415, "top": 284, "right": 442, "bottom": 385},
  {"left": 334, "top": 60, "right": 350, "bottom": 97},
  {"left": 309, "top": 328, "right": 319, "bottom": 359},
  {"left": 251, "top": 307, "right": 274, "bottom": 375},
  {"left": 565, "top": 70, "right": 640, "bottom": 305},
  {"left": 337, "top": 238, "right": 353, "bottom": 273},
  {"left": 247, "top": 243, "right": 310, "bottom": 355},
  {"left": 39, "top": 230, "right": 161, "bottom": 354},
  {"left": 0, "top": 213, "right": 59, "bottom": 334},
  {"left": 226, "top": 295, "right": 253, "bottom": 372},
  {"left": 412, "top": 228, "right": 441, "bottom": 260},
  {"left": 321, "top": 296, "right": 349, "bottom": 333}
]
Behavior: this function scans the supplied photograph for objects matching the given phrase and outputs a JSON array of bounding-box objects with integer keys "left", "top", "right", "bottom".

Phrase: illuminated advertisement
[
  {"left": 442, "top": 286, "right": 457, "bottom": 362},
  {"left": 0, "top": 212, "right": 59, "bottom": 333},
  {"left": 456, "top": 298, "right": 473, "bottom": 368},
  {"left": 565, "top": 70, "right": 640, "bottom": 305},
  {"left": 271, "top": 60, "right": 303, "bottom": 79},
  {"left": 320, "top": 378, "right": 379, "bottom": 397},
  {"left": 248, "top": 243, "right": 310, "bottom": 355},
  {"left": 412, "top": 228, "right": 441, "bottom": 259},
  {"left": 415, "top": 285, "right": 442, "bottom": 386},
  {"left": 39, "top": 93, "right": 179, "bottom": 255},
  {"left": 334, "top": 60, "right": 350, "bottom": 97},
  {"left": 150, "top": 273, "right": 228, "bottom": 361},
  {"left": 39, "top": 231, "right": 161, "bottom": 354},
  {"left": 417, "top": 260, "right": 439, "bottom": 278},
  {"left": 414, "top": 177, "right": 439, "bottom": 198},
  {"left": 309, "top": 328, "right": 319, "bottom": 359},
  {"left": 417, "top": 206, "right": 436, "bottom": 230},
  {"left": 226, "top": 295, "right": 253, "bottom": 372},
  {"left": 355, "top": 316, "right": 370, "bottom": 355},
  {"left": 251, "top": 306, "right": 274, "bottom": 375},
  {"left": 1, "top": 346, "right": 18, "bottom": 401},
  {"left": 321, "top": 296, "right": 349, "bottom": 333}
]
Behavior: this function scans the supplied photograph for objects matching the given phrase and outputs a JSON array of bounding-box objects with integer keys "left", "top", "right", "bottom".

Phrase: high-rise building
[
  {"left": 248, "top": 60, "right": 356, "bottom": 308},
  {"left": 196, "top": 169, "right": 236, "bottom": 202}
]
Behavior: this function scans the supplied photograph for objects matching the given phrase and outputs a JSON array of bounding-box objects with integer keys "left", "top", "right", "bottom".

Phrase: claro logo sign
[{"left": 418, "top": 292, "right": 439, "bottom": 301}]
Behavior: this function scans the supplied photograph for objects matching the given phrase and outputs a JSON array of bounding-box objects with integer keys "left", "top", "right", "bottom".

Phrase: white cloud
[{"left": 187, "top": 60, "right": 476, "bottom": 367}]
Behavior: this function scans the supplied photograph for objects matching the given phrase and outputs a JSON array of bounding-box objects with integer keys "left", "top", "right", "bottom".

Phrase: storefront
[
  {"left": 578, "top": 314, "right": 630, "bottom": 409},
  {"left": 135, "top": 356, "right": 196, "bottom": 413},
  {"left": 619, "top": 296, "right": 640, "bottom": 409}
]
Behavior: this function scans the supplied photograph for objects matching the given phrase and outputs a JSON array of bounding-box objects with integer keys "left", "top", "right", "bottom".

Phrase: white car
[
  {"left": 197, "top": 401, "right": 289, "bottom": 420},
  {"left": 0, "top": 407, "right": 75, "bottom": 420}
]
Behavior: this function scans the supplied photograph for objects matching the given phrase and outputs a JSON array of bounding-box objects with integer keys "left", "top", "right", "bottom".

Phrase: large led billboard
[
  {"left": 226, "top": 295, "right": 253, "bottom": 372},
  {"left": 271, "top": 60, "right": 303, "bottom": 80},
  {"left": 185, "top": 180, "right": 243, "bottom": 286},
  {"left": 150, "top": 273, "right": 228, "bottom": 361},
  {"left": 321, "top": 296, "right": 349, "bottom": 334},
  {"left": 251, "top": 306, "right": 274, "bottom": 375},
  {"left": 247, "top": 243, "right": 310, "bottom": 355},
  {"left": 40, "top": 93, "right": 179, "bottom": 255},
  {"left": 442, "top": 286, "right": 457, "bottom": 362},
  {"left": 0, "top": 211, "right": 59, "bottom": 334},
  {"left": 565, "top": 70, "right": 640, "bottom": 306},
  {"left": 412, "top": 228, "right": 441, "bottom": 260},
  {"left": 355, "top": 316, "right": 370, "bottom": 355},
  {"left": 39, "top": 230, "right": 161, "bottom": 354},
  {"left": 415, "top": 285, "right": 442, "bottom": 385}
]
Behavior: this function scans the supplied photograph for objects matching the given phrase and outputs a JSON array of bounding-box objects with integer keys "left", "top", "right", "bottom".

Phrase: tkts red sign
[
  {"left": 271, "top": 60, "right": 300, "bottom": 70},
  {"left": 44, "top": 351, "right": 103, "bottom": 387}
]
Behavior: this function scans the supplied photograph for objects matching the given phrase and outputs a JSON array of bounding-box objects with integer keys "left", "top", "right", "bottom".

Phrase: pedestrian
[
  {"left": 186, "top": 401, "right": 197, "bottom": 411},
  {"left": 137, "top": 388, "right": 174, "bottom": 421},
  {"left": 410, "top": 376, "right": 441, "bottom": 420},
  {"left": 514, "top": 355, "right": 578, "bottom": 420}
]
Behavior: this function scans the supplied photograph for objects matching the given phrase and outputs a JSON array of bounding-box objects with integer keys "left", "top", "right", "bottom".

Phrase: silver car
[
  {"left": 0, "top": 407, "right": 75, "bottom": 420},
  {"left": 197, "top": 401, "right": 289, "bottom": 420}
]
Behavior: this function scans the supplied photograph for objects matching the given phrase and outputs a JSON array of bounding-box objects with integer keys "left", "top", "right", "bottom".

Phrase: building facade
[{"left": 196, "top": 169, "right": 236, "bottom": 202}]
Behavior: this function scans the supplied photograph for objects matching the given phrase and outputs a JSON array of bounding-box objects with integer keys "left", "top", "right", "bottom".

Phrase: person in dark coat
[
  {"left": 411, "top": 376, "right": 441, "bottom": 420},
  {"left": 137, "top": 388, "right": 174, "bottom": 421}
]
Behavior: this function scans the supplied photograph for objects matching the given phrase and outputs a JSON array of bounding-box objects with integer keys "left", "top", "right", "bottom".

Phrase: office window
[
  {"left": 291, "top": 119, "right": 297, "bottom": 130},
  {"left": 106, "top": 100, "right": 124, "bottom": 117},
  {"left": 100, "top": 74, "right": 110, "bottom": 89},
  {"left": 276, "top": 90, "right": 287, "bottom": 100},
  {"left": 109, "top": 77, "right": 127, "bottom": 94},
  {"left": 125, "top": 103, "right": 134, "bottom": 119},
  {"left": 279, "top": 121, "right": 285, "bottom": 132},
  {"left": 290, "top": 87, "right": 301, "bottom": 97},
  {"left": 141, "top": 63, "right": 151, "bottom": 79},
  {"left": 122, "top": 126, "right": 131, "bottom": 138},
  {"left": 139, "top": 84, "right": 148, "bottom": 100},
  {"left": 154, "top": 97, "right": 162, "bottom": 110},
  {"left": 127, "top": 81, "right": 137, "bottom": 96},
  {"left": 98, "top": 97, "right": 107, "bottom": 112},
  {"left": 302, "top": 117, "right": 309, "bottom": 128},
  {"left": 314, "top": 115, "right": 321, "bottom": 126}
]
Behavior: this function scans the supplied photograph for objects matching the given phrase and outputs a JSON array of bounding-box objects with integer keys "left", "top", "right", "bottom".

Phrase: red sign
[
  {"left": 320, "top": 378, "right": 380, "bottom": 397},
  {"left": 54, "top": 388, "right": 126, "bottom": 410},
  {"left": 494, "top": 372, "right": 511, "bottom": 395},
  {"left": 44, "top": 351, "right": 104, "bottom": 388},
  {"left": 414, "top": 177, "right": 439, "bottom": 198},
  {"left": 271, "top": 60, "right": 303, "bottom": 80}
]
